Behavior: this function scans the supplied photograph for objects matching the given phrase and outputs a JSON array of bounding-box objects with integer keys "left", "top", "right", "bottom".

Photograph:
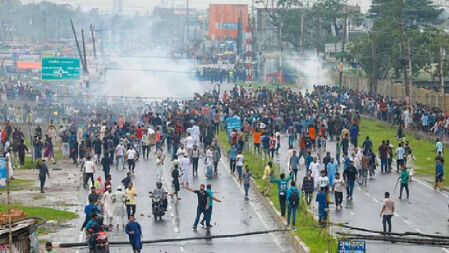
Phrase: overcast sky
[{"left": 20, "top": 0, "right": 372, "bottom": 14}]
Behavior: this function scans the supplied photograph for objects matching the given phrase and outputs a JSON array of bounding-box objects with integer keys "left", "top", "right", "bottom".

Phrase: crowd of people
[{"left": 2, "top": 81, "right": 446, "bottom": 252}]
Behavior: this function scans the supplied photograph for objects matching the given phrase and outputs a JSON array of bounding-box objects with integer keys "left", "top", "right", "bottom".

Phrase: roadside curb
[{"left": 250, "top": 178, "right": 310, "bottom": 253}]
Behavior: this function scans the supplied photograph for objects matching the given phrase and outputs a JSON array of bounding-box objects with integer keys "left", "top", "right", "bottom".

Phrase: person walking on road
[
  {"left": 101, "top": 153, "right": 112, "bottom": 180},
  {"left": 262, "top": 161, "right": 273, "bottom": 196},
  {"left": 200, "top": 184, "right": 222, "bottom": 228},
  {"left": 398, "top": 166, "right": 409, "bottom": 199},
  {"left": 125, "top": 216, "right": 142, "bottom": 253},
  {"left": 185, "top": 184, "right": 209, "bottom": 230},
  {"left": 343, "top": 160, "right": 358, "bottom": 200},
  {"left": 287, "top": 181, "right": 300, "bottom": 227},
  {"left": 435, "top": 158, "right": 444, "bottom": 191},
  {"left": 125, "top": 182, "right": 137, "bottom": 218},
  {"left": 302, "top": 170, "right": 315, "bottom": 205},
  {"left": 37, "top": 158, "right": 49, "bottom": 193},
  {"left": 110, "top": 185, "right": 126, "bottom": 230},
  {"left": 235, "top": 151, "right": 244, "bottom": 184},
  {"left": 289, "top": 151, "right": 300, "bottom": 181},
  {"left": 83, "top": 156, "right": 95, "bottom": 189},
  {"left": 180, "top": 154, "right": 191, "bottom": 186},
  {"left": 270, "top": 172, "right": 294, "bottom": 217},
  {"left": 333, "top": 172, "right": 344, "bottom": 210},
  {"left": 242, "top": 166, "right": 254, "bottom": 200},
  {"left": 190, "top": 144, "right": 200, "bottom": 176},
  {"left": 316, "top": 187, "right": 328, "bottom": 227},
  {"left": 380, "top": 192, "right": 394, "bottom": 233},
  {"left": 126, "top": 145, "right": 137, "bottom": 173},
  {"left": 101, "top": 185, "right": 114, "bottom": 228},
  {"left": 115, "top": 142, "right": 125, "bottom": 170}
]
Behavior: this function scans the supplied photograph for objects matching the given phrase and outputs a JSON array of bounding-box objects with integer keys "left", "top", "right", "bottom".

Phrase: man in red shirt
[{"left": 135, "top": 125, "right": 143, "bottom": 149}]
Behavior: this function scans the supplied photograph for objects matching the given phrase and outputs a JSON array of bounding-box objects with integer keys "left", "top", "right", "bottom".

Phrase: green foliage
[{"left": 0, "top": 205, "right": 78, "bottom": 221}]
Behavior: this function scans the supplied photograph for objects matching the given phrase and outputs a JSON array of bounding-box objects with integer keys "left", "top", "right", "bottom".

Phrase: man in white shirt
[
  {"left": 83, "top": 156, "right": 96, "bottom": 189},
  {"left": 126, "top": 146, "right": 137, "bottom": 173},
  {"left": 115, "top": 142, "right": 125, "bottom": 170},
  {"left": 310, "top": 157, "right": 320, "bottom": 189},
  {"left": 177, "top": 144, "right": 187, "bottom": 158},
  {"left": 235, "top": 151, "right": 245, "bottom": 183},
  {"left": 192, "top": 124, "right": 200, "bottom": 146},
  {"left": 395, "top": 143, "right": 405, "bottom": 173},
  {"left": 184, "top": 133, "right": 194, "bottom": 157}
]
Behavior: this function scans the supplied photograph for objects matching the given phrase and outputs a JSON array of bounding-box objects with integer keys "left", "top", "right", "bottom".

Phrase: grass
[
  {"left": 0, "top": 205, "right": 78, "bottom": 222},
  {"left": 17, "top": 140, "right": 63, "bottom": 170},
  {"left": 217, "top": 131, "right": 337, "bottom": 253},
  {"left": 360, "top": 117, "right": 448, "bottom": 185},
  {"left": 0, "top": 178, "right": 34, "bottom": 192}
]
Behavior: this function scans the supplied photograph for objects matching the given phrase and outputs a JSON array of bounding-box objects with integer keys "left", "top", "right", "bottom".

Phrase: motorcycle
[
  {"left": 151, "top": 196, "right": 166, "bottom": 221},
  {"left": 87, "top": 225, "right": 110, "bottom": 253}
]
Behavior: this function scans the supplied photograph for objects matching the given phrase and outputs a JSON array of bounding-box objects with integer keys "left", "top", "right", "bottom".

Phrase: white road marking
[
  {"left": 403, "top": 219, "right": 410, "bottom": 224},
  {"left": 415, "top": 228, "right": 423, "bottom": 233},
  {"left": 364, "top": 192, "right": 370, "bottom": 197},
  {"left": 180, "top": 246, "right": 185, "bottom": 251},
  {"left": 441, "top": 247, "right": 449, "bottom": 253},
  {"left": 219, "top": 159, "right": 284, "bottom": 249},
  {"left": 350, "top": 212, "right": 355, "bottom": 216},
  {"left": 372, "top": 198, "right": 380, "bottom": 203},
  {"left": 394, "top": 212, "right": 399, "bottom": 217},
  {"left": 414, "top": 178, "right": 449, "bottom": 199}
]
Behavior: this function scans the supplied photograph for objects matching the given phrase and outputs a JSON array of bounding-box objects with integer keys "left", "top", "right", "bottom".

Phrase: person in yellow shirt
[
  {"left": 262, "top": 161, "right": 273, "bottom": 196},
  {"left": 125, "top": 182, "right": 137, "bottom": 218}
]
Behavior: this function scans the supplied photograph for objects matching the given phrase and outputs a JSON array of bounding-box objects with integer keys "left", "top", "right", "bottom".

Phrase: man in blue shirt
[
  {"left": 435, "top": 158, "right": 444, "bottom": 191},
  {"left": 349, "top": 124, "right": 359, "bottom": 148},
  {"left": 316, "top": 187, "right": 328, "bottom": 227},
  {"left": 270, "top": 172, "right": 294, "bottom": 217},
  {"left": 200, "top": 184, "right": 222, "bottom": 228},
  {"left": 327, "top": 157, "right": 338, "bottom": 187},
  {"left": 305, "top": 151, "right": 314, "bottom": 172},
  {"left": 286, "top": 181, "right": 300, "bottom": 226},
  {"left": 289, "top": 151, "right": 300, "bottom": 181},
  {"left": 228, "top": 145, "right": 238, "bottom": 174}
]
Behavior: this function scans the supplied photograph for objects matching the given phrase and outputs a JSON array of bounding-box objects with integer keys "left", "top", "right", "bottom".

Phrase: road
[
  {"left": 77, "top": 146, "right": 295, "bottom": 253},
  {"left": 275, "top": 134, "right": 449, "bottom": 253}
]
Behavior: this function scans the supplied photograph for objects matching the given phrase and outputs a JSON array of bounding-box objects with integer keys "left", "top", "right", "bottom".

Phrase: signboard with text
[
  {"left": 41, "top": 58, "right": 80, "bottom": 80},
  {"left": 338, "top": 240, "right": 366, "bottom": 253},
  {"left": 226, "top": 117, "right": 241, "bottom": 130},
  {"left": 0, "top": 158, "right": 7, "bottom": 188}
]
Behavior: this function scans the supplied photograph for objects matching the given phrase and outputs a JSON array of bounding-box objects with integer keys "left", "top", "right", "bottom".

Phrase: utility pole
[
  {"left": 81, "top": 29, "right": 88, "bottom": 73},
  {"left": 338, "top": 7, "right": 348, "bottom": 90},
  {"left": 397, "top": 0, "right": 409, "bottom": 100},
  {"left": 315, "top": 9, "right": 320, "bottom": 56},
  {"left": 370, "top": 21, "right": 377, "bottom": 95},
  {"left": 185, "top": 0, "right": 189, "bottom": 54},
  {"left": 300, "top": 8, "right": 304, "bottom": 54},
  {"left": 70, "top": 19, "right": 86, "bottom": 72},
  {"left": 90, "top": 24, "right": 97, "bottom": 58}
]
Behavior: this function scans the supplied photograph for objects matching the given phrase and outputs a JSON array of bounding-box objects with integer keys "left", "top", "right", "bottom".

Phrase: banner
[{"left": 0, "top": 158, "right": 7, "bottom": 188}]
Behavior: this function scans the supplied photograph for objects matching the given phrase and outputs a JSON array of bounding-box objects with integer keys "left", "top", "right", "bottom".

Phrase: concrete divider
[{"left": 249, "top": 178, "right": 310, "bottom": 253}]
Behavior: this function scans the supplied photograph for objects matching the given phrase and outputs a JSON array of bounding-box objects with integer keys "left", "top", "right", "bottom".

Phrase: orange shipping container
[{"left": 208, "top": 4, "right": 248, "bottom": 40}]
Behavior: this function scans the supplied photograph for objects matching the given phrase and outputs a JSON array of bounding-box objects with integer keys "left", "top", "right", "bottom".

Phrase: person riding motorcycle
[
  {"left": 150, "top": 182, "right": 168, "bottom": 211},
  {"left": 85, "top": 213, "right": 101, "bottom": 249}
]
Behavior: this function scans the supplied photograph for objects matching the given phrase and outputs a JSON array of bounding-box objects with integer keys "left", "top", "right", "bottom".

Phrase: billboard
[
  {"left": 209, "top": 4, "right": 248, "bottom": 40},
  {"left": 41, "top": 58, "right": 80, "bottom": 80}
]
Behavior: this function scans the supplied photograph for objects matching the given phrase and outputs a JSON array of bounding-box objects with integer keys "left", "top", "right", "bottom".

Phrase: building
[
  {"left": 255, "top": 8, "right": 281, "bottom": 52},
  {"left": 112, "top": 0, "right": 123, "bottom": 14},
  {"left": 208, "top": 4, "right": 248, "bottom": 41}
]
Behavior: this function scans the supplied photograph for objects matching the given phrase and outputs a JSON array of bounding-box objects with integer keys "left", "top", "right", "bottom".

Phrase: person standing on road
[
  {"left": 305, "top": 151, "right": 313, "bottom": 172},
  {"left": 101, "top": 153, "right": 112, "bottom": 180},
  {"left": 115, "top": 142, "right": 125, "bottom": 170},
  {"left": 316, "top": 187, "right": 329, "bottom": 227},
  {"left": 93, "top": 136, "right": 102, "bottom": 164},
  {"left": 125, "top": 182, "right": 137, "bottom": 218},
  {"left": 333, "top": 172, "right": 344, "bottom": 210},
  {"left": 235, "top": 151, "right": 244, "bottom": 184},
  {"left": 190, "top": 144, "right": 200, "bottom": 176},
  {"left": 141, "top": 130, "right": 150, "bottom": 159},
  {"left": 343, "top": 160, "right": 358, "bottom": 200},
  {"left": 380, "top": 192, "right": 394, "bottom": 233},
  {"left": 125, "top": 216, "right": 142, "bottom": 253},
  {"left": 286, "top": 181, "right": 300, "bottom": 227},
  {"left": 180, "top": 154, "right": 191, "bottom": 187},
  {"left": 399, "top": 166, "right": 409, "bottom": 199},
  {"left": 435, "top": 158, "right": 444, "bottom": 191},
  {"left": 289, "top": 151, "right": 300, "bottom": 182},
  {"left": 37, "top": 158, "right": 49, "bottom": 193},
  {"left": 270, "top": 172, "right": 294, "bottom": 217},
  {"left": 110, "top": 185, "right": 126, "bottom": 230},
  {"left": 302, "top": 170, "right": 315, "bottom": 205},
  {"left": 185, "top": 184, "right": 209, "bottom": 230},
  {"left": 171, "top": 164, "right": 181, "bottom": 200},
  {"left": 242, "top": 166, "right": 254, "bottom": 200},
  {"left": 395, "top": 143, "right": 405, "bottom": 173},
  {"left": 101, "top": 185, "right": 113, "bottom": 228},
  {"left": 378, "top": 141, "right": 388, "bottom": 173},
  {"left": 262, "top": 161, "right": 273, "bottom": 196},
  {"left": 228, "top": 145, "right": 237, "bottom": 174},
  {"left": 83, "top": 156, "right": 95, "bottom": 189},
  {"left": 327, "top": 157, "right": 338, "bottom": 187},
  {"left": 200, "top": 184, "right": 222, "bottom": 228},
  {"left": 126, "top": 145, "right": 137, "bottom": 173}
]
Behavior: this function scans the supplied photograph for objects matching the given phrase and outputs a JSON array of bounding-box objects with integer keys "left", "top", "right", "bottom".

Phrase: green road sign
[{"left": 41, "top": 58, "right": 80, "bottom": 80}]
